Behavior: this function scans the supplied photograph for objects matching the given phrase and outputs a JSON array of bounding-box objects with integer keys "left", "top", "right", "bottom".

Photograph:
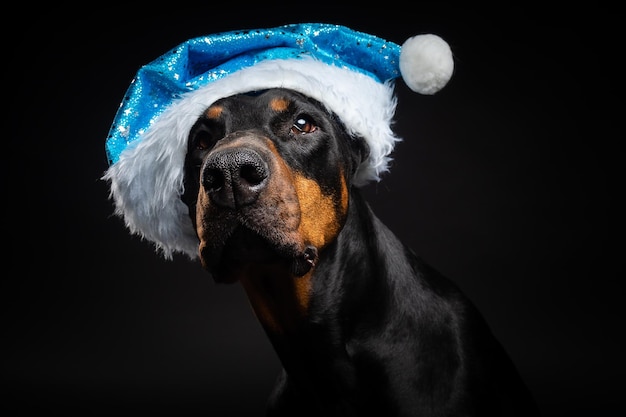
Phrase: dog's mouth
[{"left": 200, "top": 226, "right": 318, "bottom": 283}]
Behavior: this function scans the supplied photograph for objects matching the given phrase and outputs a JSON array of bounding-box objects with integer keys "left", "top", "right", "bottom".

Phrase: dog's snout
[{"left": 201, "top": 148, "right": 269, "bottom": 209}]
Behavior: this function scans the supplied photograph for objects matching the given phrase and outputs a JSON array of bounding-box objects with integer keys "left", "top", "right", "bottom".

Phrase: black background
[{"left": 6, "top": 7, "right": 622, "bottom": 416}]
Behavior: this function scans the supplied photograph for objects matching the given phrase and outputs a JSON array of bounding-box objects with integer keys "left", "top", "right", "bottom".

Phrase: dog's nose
[{"left": 201, "top": 148, "right": 269, "bottom": 209}]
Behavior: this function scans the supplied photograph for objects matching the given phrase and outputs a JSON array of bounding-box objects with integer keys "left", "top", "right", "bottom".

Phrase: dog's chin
[{"left": 200, "top": 226, "right": 317, "bottom": 283}]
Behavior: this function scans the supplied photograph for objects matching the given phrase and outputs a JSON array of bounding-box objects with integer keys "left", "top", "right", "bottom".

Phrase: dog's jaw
[{"left": 198, "top": 223, "right": 318, "bottom": 283}]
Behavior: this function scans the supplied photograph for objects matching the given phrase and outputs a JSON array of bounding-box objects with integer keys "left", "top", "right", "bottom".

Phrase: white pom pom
[{"left": 399, "top": 34, "right": 454, "bottom": 95}]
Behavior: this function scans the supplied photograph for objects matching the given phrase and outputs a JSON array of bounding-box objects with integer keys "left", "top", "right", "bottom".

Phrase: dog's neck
[{"left": 236, "top": 187, "right": 420, "bottom": 407}]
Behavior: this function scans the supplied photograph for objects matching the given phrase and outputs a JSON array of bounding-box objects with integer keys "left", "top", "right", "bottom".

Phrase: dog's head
[{"left": 181, "top": 88, "right": 368, "bottom": 283}]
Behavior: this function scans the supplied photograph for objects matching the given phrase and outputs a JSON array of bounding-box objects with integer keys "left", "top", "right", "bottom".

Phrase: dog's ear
[
  {"left": 346, "top": 135, "right": 370, "bottom": 180},
  {"left": 328, "top": 110, "right": 370, "bottom": 181},
  {"left": 353, "top": 136, "right": 370, "bottom": 169}
]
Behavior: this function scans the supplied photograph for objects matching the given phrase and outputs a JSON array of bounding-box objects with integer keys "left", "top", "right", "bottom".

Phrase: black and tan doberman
[{"left": 181, "top": 88, "right": 540, "bottom": 416}]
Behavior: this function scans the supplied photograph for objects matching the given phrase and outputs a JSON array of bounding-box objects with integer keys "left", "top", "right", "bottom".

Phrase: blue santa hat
[{"left": 103, "top": 23, "right": 454, "bottom": 259}]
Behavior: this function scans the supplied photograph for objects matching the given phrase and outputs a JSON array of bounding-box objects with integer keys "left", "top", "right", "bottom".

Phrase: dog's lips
[
  {"left": 201, "top": 226, "right": 317, "bottom": 283},
  {"left": 221, "top": 227, "right": 282, "bottom": 263}
]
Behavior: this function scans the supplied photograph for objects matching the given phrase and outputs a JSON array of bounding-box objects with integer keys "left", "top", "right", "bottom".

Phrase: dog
[{"left": 179, "top": 87, "right": 541, "bottom": 416}]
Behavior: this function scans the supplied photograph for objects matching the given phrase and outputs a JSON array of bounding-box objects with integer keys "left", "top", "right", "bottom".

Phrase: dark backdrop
[{"left": 6, "top": 7, "right": 621, "bottom": 416}]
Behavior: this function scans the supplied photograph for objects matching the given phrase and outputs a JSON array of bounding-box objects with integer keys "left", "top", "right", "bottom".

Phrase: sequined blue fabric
[{"left": 105, "top": 23, "right": 402, "bottom": 165}]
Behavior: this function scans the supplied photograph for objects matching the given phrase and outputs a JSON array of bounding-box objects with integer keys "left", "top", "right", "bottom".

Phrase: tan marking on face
[
  {"left": 338, "top": 169, "right": 349, "bottom": 217},
  {"left": 293, "top": 174, "right": 342, "bottom": 249},
  {"left": 205, "top": 105, "right": 223, "bottom": 119},
  {"left": 259, "top": 140, "right": 304, "bottom": 234},
  {"left": 270, "top": 97, "right": 290, "bottom": 112}
]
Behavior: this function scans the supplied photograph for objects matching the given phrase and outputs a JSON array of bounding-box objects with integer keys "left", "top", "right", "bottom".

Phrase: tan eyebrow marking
[
  {"left": 270, "top": 97, "right": 290, "bottom": 112},
  {"left": 205, "top": 105, "right": 223, "bottom": 119}
]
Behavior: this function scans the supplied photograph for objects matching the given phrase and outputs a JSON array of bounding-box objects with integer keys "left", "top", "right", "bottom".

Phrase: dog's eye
[
  {"left": 194, "top": 129, "right": 215, "bottom": 150},
  {"left": 290, "top": 116, "right": 317, "bottom": 135}
]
